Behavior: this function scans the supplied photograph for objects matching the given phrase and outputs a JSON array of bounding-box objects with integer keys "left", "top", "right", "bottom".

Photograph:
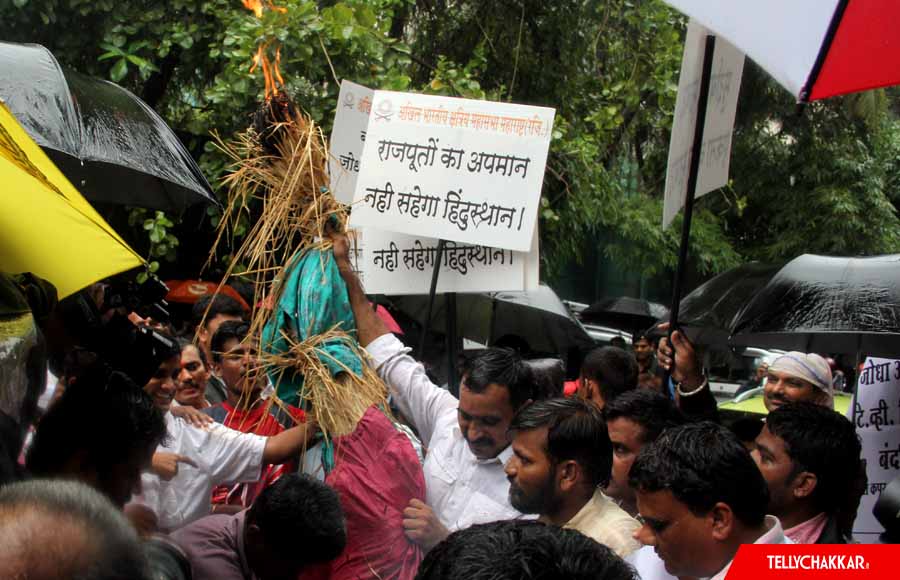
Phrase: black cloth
[
  {"left": 815, "top": 515, "right": 848, "bottom": 544},
  {"left": 205, "top": 375, "right": 227, "bottom": 405}
]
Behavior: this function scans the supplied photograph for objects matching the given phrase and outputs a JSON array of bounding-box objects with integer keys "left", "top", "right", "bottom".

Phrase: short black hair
[
  {"left": 416, "top": 520, "right": 636, "bottom": 580},
  {"left": 192, "top": 293, "right": 246, "bottom": 328},
  {"left": 510, "top": 398, "right": 612, "bottom": 488},
  {"left": 581, "top": 346, "right": 638, "bottom": 404},
  {"left": 764, "top": 402, "right": 862, "bottom": 515},
  {"left": 462, "top": 348, "right": 535, "bottom": 409},
  {"left": 27, "top": 369, "right": 167, "bottom": 506},
  {"left": 247, "top": 473, "right": 346, "bottom": 568},
  {"left": 0, "top": 479, "right": 149, "bottom": 580},
  {"left": 210, "top": 320, "right": 251, "bottom": 363},
  {"left": 629, "top": 422, "right": 769, "bottom": 527},
  {"left": 176, "top": 337, "right": 208, "bottom": 368},
  {"left": 602, "top": 389, "right": 686, "bottom": 445}
]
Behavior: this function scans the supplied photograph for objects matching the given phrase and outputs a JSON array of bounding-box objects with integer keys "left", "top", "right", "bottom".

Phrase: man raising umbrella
[{"left": 658, "top": 328, "right": 834, "bottom": 411}]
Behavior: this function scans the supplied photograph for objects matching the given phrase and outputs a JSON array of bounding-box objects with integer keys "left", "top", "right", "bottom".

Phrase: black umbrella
[
  {"left": 0, "top": 42, "right": 217, "bottom": 214},
  {"left": 390, "top": 285, "right": 595, "bottom": 359},
  {"left": 581, "top": 296, "right": 668, "bottom": 334},
  {"left": 730, "top": 254, "right": 900, "bottom": 357},
  {"left": 660, "top": 262, "right": 782, "bottom": 346}
]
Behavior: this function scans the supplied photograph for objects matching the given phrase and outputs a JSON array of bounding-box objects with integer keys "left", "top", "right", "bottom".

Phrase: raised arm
[
  {"left": 330, "top": 232, "right": 457, "bottom": 445},
  {"left": 262, "top": 420, "right": 317, "bottom": 464},
  {"left": 657, "top": 323, "right": 719, "bottom": 422},
  {"left": 332, "top": 233, "right": 389, "bottom": 347}
]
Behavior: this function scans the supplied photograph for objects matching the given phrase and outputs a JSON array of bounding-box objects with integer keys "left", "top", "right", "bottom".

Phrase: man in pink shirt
[{"left": 752, "top": 402, "right": 863, "bottom": 543}]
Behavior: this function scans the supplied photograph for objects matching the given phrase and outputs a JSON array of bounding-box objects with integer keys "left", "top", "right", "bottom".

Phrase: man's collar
[
  {"left": 468, "top": 443, "right": 514, "bottom": 466},
  {"left": 497, "top": 445, "right": 515, "bottom": 465}
]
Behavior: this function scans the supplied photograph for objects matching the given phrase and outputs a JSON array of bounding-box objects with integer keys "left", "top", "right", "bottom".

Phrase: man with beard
[
  {"left": 504, "top": 397, "right": 640, "bottom": 556},
  {"left": 629, "top": 422, "right": 789, "bottom": 580},
  {"left": 752, "top": 402, "right": 863, "bottom": 543},
  {"left": 334, "top": 235, "right": 536, "bottom": 551}
]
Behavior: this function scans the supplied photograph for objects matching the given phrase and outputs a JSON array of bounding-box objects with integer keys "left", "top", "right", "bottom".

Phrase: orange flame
[
  {"left": 241, "top": 1, "right": 288, "bottom": 99},
  {"left": 249, "top": 44, "right": 284, "bottom": 98},
  {"left": 242, "top": 0, "right": 263, "bottom": 18}
]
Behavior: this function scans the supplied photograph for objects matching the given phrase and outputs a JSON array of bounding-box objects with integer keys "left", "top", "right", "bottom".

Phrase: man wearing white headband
[{"left": 764, "top": 352, "right": 833, "bottom": 412}]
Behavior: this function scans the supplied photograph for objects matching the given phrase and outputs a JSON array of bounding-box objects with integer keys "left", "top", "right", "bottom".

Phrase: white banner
[
  {"left": 328, "top": 80, "right": 373, "bottom": 204},
  {"left": 663, "top": 19, "right": 744, "bottom": 228},
  {"left": 848, "top": 357, "right": 900, "bottom": 542},
  {"left": 348, "top": 226, "right": 540, "bottom": 295},
  {"left": 348, "top": 91, "right": 555, "bottom": 251}
]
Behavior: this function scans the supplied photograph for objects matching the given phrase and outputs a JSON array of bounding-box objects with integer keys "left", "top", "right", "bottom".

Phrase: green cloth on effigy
[
  {"left": 262, "top": 248, "right": 365, "bottom": 474},
  {"left": 261, "top": 247, "right": 363, "bottom": 406}
]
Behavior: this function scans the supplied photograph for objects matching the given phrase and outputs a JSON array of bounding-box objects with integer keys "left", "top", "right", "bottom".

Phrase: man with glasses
[{"left": 628, "top": 422, "right": 790, "bottom": 580}]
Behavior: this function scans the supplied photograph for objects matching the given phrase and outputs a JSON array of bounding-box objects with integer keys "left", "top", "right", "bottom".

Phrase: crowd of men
[{"left": 0, "top": 235, "right": 874, "bottom": 579}]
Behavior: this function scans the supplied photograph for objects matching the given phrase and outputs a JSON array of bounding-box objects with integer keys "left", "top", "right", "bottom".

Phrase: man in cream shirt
[{"left": 505, "top": 397, "right": 640, "bottom": 557}]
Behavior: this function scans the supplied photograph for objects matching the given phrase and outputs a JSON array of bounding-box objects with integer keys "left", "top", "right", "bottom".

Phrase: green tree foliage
[{"left": 2, "top": 0, "right": 898, "bottom": 283}]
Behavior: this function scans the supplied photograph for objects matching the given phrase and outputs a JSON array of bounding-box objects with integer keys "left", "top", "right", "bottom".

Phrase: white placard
[
  {"left": 848, "top": 357, "right": 900, "bottom": 542},
  {"left": 347, "top": 226, "right": 540, "bottom": 295},
  {"left": 663, "top": 19, "right": 745, "bottom": 228},
  {"left": 328, "top": 80, "right": 374, "bottom": 204},
  {"left": 348, "top": 91, "right": 555, "bottom": 252}
]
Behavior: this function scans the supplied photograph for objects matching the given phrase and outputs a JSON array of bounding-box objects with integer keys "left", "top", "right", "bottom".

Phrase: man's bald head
[{"left": 0, "top": 479, "right": 147, "bottom": 580}]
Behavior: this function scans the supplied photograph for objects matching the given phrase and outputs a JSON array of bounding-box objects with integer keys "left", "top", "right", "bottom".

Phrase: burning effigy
[{"left": 204, "top": 3, "right": 426, "bottom": 578}]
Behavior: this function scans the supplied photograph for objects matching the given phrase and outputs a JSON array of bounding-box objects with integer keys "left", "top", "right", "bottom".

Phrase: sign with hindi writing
[
  {"left": 348, "top": 226, "right": 540, "bottom": 295},
  {"left": 328, "top": 80, "right": 373, "bottom": 204},
  {"left": 663, "top": 19, "right": 744, "bottom": 228},
  {"left": 347, "top": 91, "right": 555, "bottom": 252},
  {"left": 848, "top": 357, "right": 900, "bottom": 542}
]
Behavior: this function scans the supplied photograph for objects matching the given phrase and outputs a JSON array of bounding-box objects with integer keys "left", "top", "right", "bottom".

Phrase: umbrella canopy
[
  {"left": 390, "top": 285, "right": 595, "bottom": 358},
  {"left": 666, "top": 262, "right": 782, "bottom": 345},
  {"left": 0, "top": 41, "right": 217, "bottom": 213},
  {"left": 0, "top": 102, "right": 144, "bottom": 298},
  {"left": 581, "top": 296, "right": 668, "bottom": 334},
  {"left": 730, "top": 254, "right": 900, "bottom": 357},
  {"left": 663, "top": 0, "right": 900, "bottom": 101}
]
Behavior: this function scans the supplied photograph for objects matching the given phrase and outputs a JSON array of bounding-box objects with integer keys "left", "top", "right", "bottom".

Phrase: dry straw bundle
[{"left": 205, "top": 95, "right": 389, "bottom": 439}]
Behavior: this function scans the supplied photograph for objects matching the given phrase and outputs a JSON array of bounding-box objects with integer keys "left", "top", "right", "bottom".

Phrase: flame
[
  {"left": 242, "top": 0, "right": 263, "bottom": 18},
  {"left": 241, "top": 0, "right": 286, "bottom": 18},
  {"left": 241, "top": 1, "right": 288, "bottom": 99}
]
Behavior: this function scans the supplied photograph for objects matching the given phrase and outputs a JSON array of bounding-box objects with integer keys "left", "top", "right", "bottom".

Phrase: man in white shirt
[
  {"left": 333, "top": 235, "right": 536, "bottom": 551},
  {"left": 129, "top": 333, "right": 314, "bottom": 532},
  {"left": 628, "top": 422, "right": 790, "bottom": 580},
  {"left": 505, "top": 397, "right": 640, "bottom": 556}
]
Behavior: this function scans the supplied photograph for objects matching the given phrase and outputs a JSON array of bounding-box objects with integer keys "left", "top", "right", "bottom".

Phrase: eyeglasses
[{"left": 635, "top": 513, "right": 672, "bottom": 535}]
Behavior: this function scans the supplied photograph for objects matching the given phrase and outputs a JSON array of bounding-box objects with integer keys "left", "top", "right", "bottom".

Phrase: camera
[{"left": 54, "top": 274, "right": 174, "bottom": 386}]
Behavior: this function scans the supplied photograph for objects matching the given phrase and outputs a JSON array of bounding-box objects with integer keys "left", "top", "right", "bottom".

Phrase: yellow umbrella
[{"left": 0, "top": 102, "right": 144, "bottom": 298}]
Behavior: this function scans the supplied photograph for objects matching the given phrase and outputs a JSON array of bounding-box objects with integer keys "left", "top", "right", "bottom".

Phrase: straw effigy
[{"left": 204, "top": 95, "right": 389, "bottom": 440}]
